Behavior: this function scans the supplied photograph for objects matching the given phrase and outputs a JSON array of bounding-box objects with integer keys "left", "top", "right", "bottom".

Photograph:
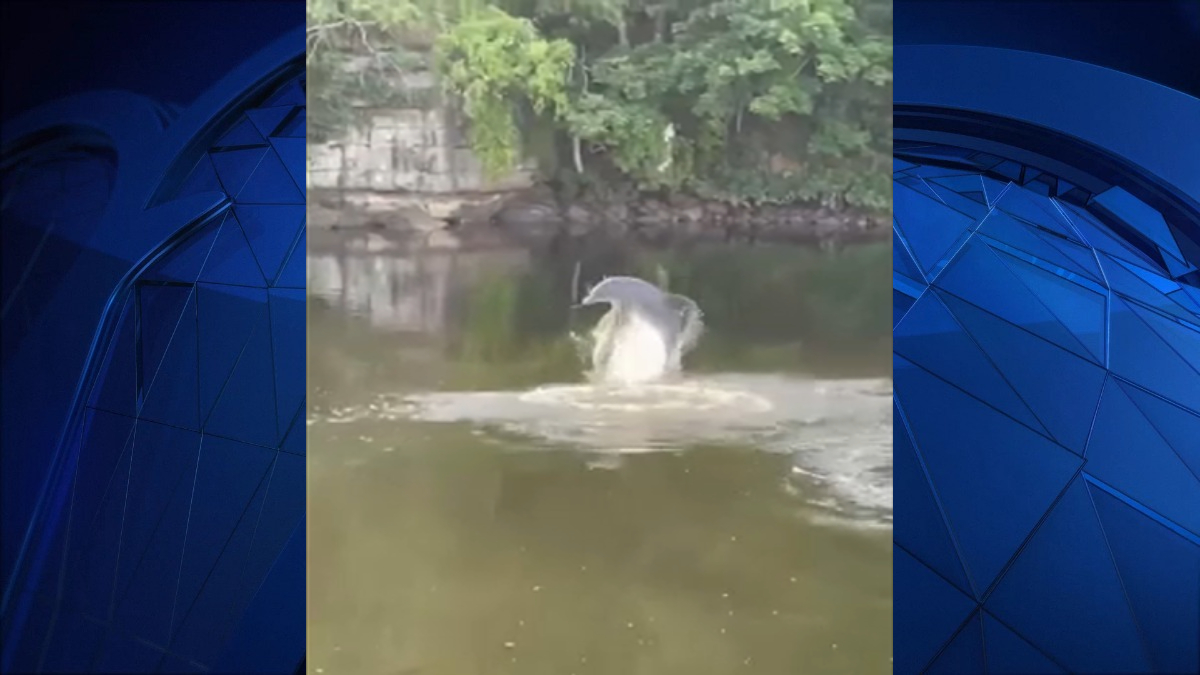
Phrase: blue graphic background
[
  {"left": 894, "top": 3, "right": 1200, "bottom": 673},
  {"left": 1, "top": 3, "right": 305, "bottom": 672}
]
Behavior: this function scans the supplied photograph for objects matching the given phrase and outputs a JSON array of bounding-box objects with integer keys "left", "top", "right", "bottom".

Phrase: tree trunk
[{"left": 575, "top": 52, "right": 589, "bottom": 174}]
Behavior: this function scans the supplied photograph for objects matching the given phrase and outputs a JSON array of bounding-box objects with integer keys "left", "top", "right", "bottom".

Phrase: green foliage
[
  {"left": 308, "top": 0, "right": 891, "bottom": 211},
  {"left": 560, "top": 94, "right": 685, "bottom": 186},
  {"left": 436, "top": 8, "right": 575, "bottom": 177}
]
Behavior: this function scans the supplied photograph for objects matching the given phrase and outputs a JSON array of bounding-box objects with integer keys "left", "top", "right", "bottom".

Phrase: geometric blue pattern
[
  {"left": 894, "top": 150, "right": 1200, "bottom": 674},
  {"left": 1, "top": 140, "right": 122, "bottom": 632},
  {"left": 1, "top": 57, "right": 305, "bottom": 675}
]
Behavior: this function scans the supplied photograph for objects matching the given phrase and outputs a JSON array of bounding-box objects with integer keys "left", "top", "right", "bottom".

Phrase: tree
[
  {"left": 308, "top": 0, "right": 893, "bottom": 212},
  {"left": 436, "top": 8, "right": 575, "bottom": 176}
]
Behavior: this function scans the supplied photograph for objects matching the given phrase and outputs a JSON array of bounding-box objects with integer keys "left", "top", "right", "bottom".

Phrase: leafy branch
[{"left": 307, "top": 0, "right": 892, "bottom": 211}]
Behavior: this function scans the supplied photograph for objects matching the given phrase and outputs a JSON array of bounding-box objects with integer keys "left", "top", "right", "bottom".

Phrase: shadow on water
[{"left": 306, "top": 236, "right": 893, "bottom": 675}]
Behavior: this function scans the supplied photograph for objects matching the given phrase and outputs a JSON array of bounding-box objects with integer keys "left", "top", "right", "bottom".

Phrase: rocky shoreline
[{"left": 307, "top": 186, "right": 889, "bottom": 249}]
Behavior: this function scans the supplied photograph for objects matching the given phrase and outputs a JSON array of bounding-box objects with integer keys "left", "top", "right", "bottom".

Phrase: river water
[{"left": 306, "top": 237, "right": 893, "bottom": 675}]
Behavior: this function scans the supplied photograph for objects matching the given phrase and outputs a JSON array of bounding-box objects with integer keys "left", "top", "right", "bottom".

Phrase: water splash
[
  {"left": 309, "top": 375, "right": 894, "bottom": 529},
  {"left": 578, "top": 276, "right": 704, "bottom": 386},
  {"left": 308, "top": 276, "right": 893, "bottom": 530}
]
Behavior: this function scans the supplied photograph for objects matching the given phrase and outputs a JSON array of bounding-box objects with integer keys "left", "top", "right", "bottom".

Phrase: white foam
[
  {"left": 308, "top": 374, "right": 894, "bottom": 529},
  {"left": 517, "top": 381, "right": 774, "bottom": 413},
  {"left": 593, "top": 311, "right": 671, "bottom": 385}
]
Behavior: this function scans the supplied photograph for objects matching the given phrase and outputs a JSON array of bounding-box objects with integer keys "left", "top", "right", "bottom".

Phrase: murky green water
[{"left": 306, "top": 238, "right": 893, "bottom": 675}]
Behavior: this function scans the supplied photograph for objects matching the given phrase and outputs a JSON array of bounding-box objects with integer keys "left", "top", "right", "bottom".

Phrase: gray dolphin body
[{"left": 579, "top": 276, "right": 704, "bottom": 377}]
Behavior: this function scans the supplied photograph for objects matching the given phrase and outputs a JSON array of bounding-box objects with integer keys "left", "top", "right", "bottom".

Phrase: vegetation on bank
[{"left": 307, "top": 0, "right": 892, "bottom": 212}]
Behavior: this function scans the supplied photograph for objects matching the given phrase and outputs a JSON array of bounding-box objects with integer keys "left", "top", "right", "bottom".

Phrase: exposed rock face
[{"left": 307, "top": 99, "right": 538, "bottom": 226}]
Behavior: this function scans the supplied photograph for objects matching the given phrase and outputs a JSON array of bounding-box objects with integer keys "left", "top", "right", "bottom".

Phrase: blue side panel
[
  {"left": 892, "top": 90, "right": 1200, "bottom": 672},
  {"left": 893, "top": 45, "right": 1200, "bottom": 671},
  {"left": 1, "top": 27, "right": 306, "bottom": 674}
]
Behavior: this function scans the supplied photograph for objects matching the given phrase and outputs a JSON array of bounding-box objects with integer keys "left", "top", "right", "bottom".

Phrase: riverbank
[{"left": 307, "top": 185, "right": 889, "bottom": 250}]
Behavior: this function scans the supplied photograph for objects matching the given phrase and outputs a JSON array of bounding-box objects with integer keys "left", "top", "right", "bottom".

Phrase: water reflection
[
  {"left": 307, "top": 247, "right": 529, "bottom": 334},
  {"left": 307, "top": 241, "right": 893, "bottom": 675}
]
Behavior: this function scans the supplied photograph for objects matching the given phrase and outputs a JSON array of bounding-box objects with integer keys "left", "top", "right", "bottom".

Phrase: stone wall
[{"left": 307, "top": 70, "right": 536, "bottom": 220}]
